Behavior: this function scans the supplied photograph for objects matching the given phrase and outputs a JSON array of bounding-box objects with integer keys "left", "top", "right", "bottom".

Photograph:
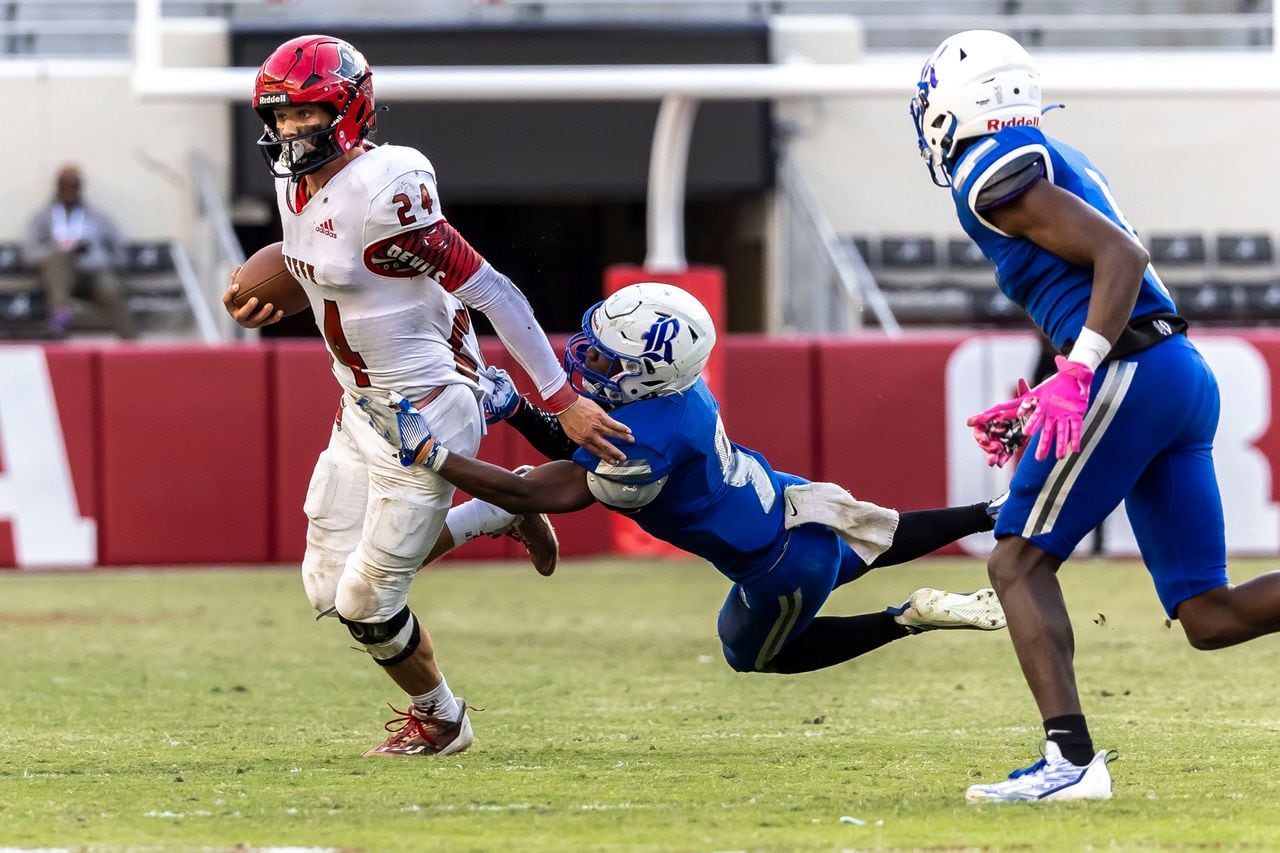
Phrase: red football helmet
[{"left": 252, "top": 35, "right": 377, "bottom": 178}]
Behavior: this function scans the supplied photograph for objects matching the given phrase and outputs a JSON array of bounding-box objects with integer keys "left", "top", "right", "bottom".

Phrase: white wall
[
  {"left": 775, "top": 20, "right": 1280, "bottom": 242},
  {"left": 786, "top": 89, "right": 1280, "bottom": 241},
  {"left": 0, "top": 21, "right": 230, "bottom": 245}
]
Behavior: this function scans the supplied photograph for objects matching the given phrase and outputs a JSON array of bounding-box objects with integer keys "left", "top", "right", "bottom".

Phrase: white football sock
[
  {"left": 410, "top": 676, "right": 462, "bottom": 722},
  {"left": 445, "top": 499, "right": 515, "bottom": 544}
]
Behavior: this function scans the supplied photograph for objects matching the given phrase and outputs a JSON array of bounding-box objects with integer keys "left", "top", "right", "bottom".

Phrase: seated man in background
[
  {"left": 22, "top": 164, "right": 135, "bottom": 339},
  {"left": 362, "top": 282, "right": 1008, "bottom": 740}
]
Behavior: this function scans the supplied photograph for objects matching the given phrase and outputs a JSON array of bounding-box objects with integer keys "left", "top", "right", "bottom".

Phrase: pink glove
[
  {"left": 966, "top": 379, "right": 1034, "bottom": 468},
  {"left": 1024, "top": 355, "right": 1094, "bottom": 461}
]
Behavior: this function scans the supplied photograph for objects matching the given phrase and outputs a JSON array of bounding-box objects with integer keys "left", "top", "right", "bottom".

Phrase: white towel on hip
[{"left": 782, "top": 481, "right": 900, "bottom": 564}]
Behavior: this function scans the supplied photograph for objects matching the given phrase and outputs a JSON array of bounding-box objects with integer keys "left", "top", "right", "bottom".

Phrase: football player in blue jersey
[
  {"left": 913, "top": 30, "right": 1280, "bottom": 802},
  {"left": 360, "top": 281, "right": 1008, "bottom": 684}
]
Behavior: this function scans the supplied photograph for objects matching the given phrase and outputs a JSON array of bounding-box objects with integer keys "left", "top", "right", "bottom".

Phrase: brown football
[{"left": 231, "top": 242, "right": 309, "bottom": 317}]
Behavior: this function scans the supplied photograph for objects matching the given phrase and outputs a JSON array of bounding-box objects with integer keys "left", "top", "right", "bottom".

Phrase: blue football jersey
[
  {"left": 950, "top": 126, "right": 1177, "bottom": 351},
  {"left": 572, "top": 380, "right": 787, "bottom": 579}
]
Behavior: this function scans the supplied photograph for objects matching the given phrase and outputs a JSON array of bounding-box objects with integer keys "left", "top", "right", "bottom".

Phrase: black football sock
[
  {"left": 1044, "top": 714, "right": 1095, "bottom": 766},
  {"left": 872, "top": 504, "right": 994, "bottom": 568},
  {"left": 766, "top": 612, "right": 910, "bottom": 674}
]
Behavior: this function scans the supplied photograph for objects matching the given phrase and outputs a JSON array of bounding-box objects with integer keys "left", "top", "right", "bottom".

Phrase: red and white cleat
[{"left": 362, "top": 698, "right": 474, "bottom": 757}]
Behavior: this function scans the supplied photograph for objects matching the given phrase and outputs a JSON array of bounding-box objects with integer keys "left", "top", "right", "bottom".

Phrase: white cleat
[
  {"left": 888, "top": 588, "right": 1006, "bottom": 632},
  {"left": 966, "top": 741, "right": 1115, "bottom": 803}
]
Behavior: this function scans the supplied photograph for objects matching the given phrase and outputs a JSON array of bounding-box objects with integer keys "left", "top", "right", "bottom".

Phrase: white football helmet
[
  {"left": 910, "top": 30, "right": 1042, "bottom": 186},
  {"left": 564, "top": 282, "right": 716, "bottom": 405}
]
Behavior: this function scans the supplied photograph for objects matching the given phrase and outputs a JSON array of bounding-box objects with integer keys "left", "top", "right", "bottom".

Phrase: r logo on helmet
[{"left": 641, "top": 317, "right": 681, "bottom": 363}]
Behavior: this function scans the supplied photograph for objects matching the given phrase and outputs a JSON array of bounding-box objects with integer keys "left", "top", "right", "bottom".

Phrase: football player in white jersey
[{"left": 221, "top": 34, "right": 630, "bottom": 757}]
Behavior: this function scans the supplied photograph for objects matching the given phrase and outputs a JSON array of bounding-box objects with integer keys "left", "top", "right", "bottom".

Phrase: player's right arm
[
  {"left": 439, "top": 456, "right": 595, "bottom": 515},
  {"left": 985, "top": 180, "right": 1149, "bottom": 348},
  {"left": 221, "top": 265, "right": 284, "bottom": 328}
]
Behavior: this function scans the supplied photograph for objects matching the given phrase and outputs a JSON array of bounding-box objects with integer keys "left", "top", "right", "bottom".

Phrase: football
[{"left": 230, "top": 242, "right": 309, "bottom": 317}]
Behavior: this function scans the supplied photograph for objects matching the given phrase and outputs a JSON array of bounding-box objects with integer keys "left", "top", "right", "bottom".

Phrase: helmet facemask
[
  {"left": 252, "top": 36, "right": 377, "bottom": 179},
  {"left": 910, "top": 82, "right": 959, "bottom": 188},
  {"left": 256, "top": 103, "right": 341, "bottom": 178},
  {"left": 563, "top": 283, "right": 716, "bottom": 407},
  {"left": 564, "top": 306, "right": 645, "bottom": 407}
]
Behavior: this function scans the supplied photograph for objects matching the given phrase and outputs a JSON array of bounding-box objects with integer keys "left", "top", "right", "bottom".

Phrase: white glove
[{"left": 354, "top": 392, "right": 449, "bottom": 471}]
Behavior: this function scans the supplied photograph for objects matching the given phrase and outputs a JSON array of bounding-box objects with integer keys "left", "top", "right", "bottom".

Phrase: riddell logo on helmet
[
  {"left": 986, "top": 116, "right": 1040, "bottom": 131},
  {"left": 257, "top": 92, "right": 290, "bottom": 105}
]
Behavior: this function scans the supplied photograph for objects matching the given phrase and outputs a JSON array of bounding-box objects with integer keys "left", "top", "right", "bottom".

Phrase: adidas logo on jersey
[{"left": 314, "top": 218, "right": 338, "bottom": 239}]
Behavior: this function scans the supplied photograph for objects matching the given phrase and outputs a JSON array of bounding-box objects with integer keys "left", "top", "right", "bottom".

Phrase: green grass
[{"left": 2, "top": 557, "right": 1279, "bottom": 851}]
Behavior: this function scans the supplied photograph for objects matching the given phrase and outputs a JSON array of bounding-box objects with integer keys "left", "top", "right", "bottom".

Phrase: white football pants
[{"left": 300, "top": 382, "right": 483, "bottom": 623}]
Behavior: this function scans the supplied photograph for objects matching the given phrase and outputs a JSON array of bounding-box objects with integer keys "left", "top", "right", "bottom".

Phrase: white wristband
[
  {"left": 424, "top": 443, "right": 449, "bottom": 472},
  {"left": 1068, "top": 326, "right": 1111, "bottom": 372}
]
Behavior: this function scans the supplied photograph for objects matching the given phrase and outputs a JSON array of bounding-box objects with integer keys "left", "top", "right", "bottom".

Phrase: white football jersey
[{"left": 275, "top": 144, "right": 485, "bottom": 402}]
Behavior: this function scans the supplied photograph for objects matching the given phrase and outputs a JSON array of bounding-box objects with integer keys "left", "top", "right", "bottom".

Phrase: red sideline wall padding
[
  {"left": 98, "top": 347, "right": 271, "bottom": 565},
  {"left": 271, "top": 342, "right": 341, "bottom": 562},
  {"left": 16, "top": 330, "right": 1280, "bottom": 568},
  {"left": 722, "top": 337, "right": 816, "bottom": 478},
  {"left": 815, "top": 338, "right": 952, "bottom": 510}
]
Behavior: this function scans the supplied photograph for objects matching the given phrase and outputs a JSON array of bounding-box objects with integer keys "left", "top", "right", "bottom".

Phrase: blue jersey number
[{"left": 713, "top": 416, "right": 777, "bottom": 513}]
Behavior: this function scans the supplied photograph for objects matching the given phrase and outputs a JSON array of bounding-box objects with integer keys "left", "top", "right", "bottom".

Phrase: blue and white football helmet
[
  {"left": 910, "top": 30, "right": 1042, "bottom": 186},
  {"left": 565, "top": 282, "right": 716, "bottom": 405}
]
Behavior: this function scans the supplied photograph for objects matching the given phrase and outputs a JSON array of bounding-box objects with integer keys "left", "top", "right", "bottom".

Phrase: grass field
[{"left": 2, "top": 556, "right": 1279, "bottom": 851}]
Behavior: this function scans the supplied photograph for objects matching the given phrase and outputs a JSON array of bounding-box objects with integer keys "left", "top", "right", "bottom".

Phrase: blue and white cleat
[{"left": 965, "top": 741, "right": 1115, "bottom": 803}]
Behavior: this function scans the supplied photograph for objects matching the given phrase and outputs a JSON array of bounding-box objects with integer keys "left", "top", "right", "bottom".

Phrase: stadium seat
[
  {"left": 875, "top": 235, "right": 941, "bottom": 290},
  {"left": 1172, "top": 282, "right": 1244, "bottom": 322},
  {"left": 944, "top": 237, "right": 996, "bottom": 289},
  {"left": 1148, "top": 233, "right": 1209, "bottom": 287},
  {"left": 0, "top": 239, "right": 191, "bottom": 338},
  {"left": 119, "top": 240, "right": 191, "bottom": 334},
  {"left": 1214, "top": 233, "right": 1276, "bottom": 287},
  {"left": 0, "top": 242, "right": 44, "bottom": 337},
  {"left": 1241, "top": 281, "right": 1280, "bottom": 319},
  {"left": 969, "top": 288, "right": 1023, "bottom": 323}
]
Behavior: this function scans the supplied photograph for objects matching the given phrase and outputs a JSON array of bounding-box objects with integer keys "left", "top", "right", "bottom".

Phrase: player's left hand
[
  {"left": 479, "top": 366, "right": 521, "bottom": 425},
  {"left": 966, "top": 379, "right": 1033, "bottom": 468},
  {"left": 1024, "top": 355, "right": 1094, "bottom": 461},
  {"left": 556, "top": 397, "right": 633, "bottom": 463},
  {"left": 355, "top": 392, "right": 450, "bottom": 471}
]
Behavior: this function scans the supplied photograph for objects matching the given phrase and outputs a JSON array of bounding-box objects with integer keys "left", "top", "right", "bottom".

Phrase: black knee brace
[{"left": 339, "top": 605, "right": 421, "bottom": 667}]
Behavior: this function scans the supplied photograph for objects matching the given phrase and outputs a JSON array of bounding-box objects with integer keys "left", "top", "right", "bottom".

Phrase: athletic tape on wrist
[{"left": 1068, "top": 326, "right": 1111, "bottom": 372}]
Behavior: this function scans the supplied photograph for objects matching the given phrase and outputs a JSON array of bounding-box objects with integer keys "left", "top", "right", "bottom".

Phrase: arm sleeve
[
  {"left": 452, "top": 264, "right": 574, "bottom": 411},
  {"left": 505, "top": 397, "right": 579, "bottom": 461}
]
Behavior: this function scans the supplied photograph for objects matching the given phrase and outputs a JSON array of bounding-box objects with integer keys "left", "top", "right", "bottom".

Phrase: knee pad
[
  {"left": 334, "top": 561, "right": 407, "bottom": 623},
  {"left": 364, "top": 495, "right": 444, "bottom": 569},
  {"left": 301, "top": 549, "right": 344, "bottom": 614},
  {"left": 340, "top": 605, "right": 421, "bottom": 666}
]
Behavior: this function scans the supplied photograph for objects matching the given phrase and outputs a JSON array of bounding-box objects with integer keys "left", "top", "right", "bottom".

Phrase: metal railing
[
  {"left": 775, "top": 154, "right": 899, "bottom": 336},
  {"left": 190, "top": 151, "right": 246, "bottom": 342}
]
